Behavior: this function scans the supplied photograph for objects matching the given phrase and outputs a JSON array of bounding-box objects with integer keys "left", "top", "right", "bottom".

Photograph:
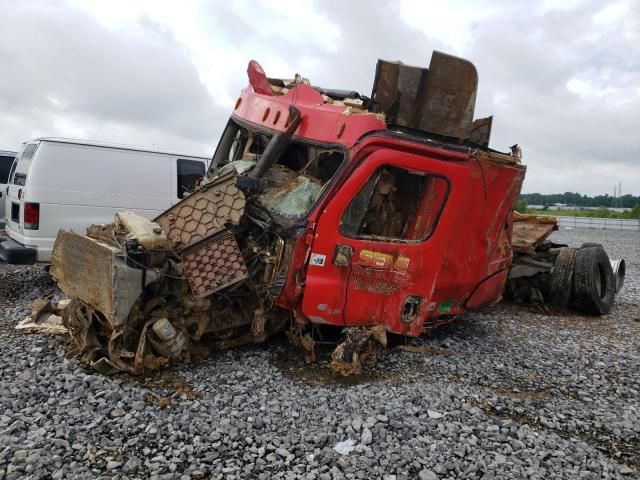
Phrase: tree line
[
  {"left": 516, "top": 193, "right": 640, "bottom": 219},
  {"left": 520, "top": 192, "right": 639, "bottom": 208}
]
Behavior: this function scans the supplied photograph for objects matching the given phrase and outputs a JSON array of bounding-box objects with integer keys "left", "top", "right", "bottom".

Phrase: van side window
[
  {"left": 13, "top": 143, "right": 38, "bottom": 186},
  {"left": 0, "top": 155, "right": 14, "bottom": 183},
  {"left": 177, "top": 159, "right": 205, "bottom": 198},
  {"left": 340, "top": 165, "right": 448, "bottom": 242}
]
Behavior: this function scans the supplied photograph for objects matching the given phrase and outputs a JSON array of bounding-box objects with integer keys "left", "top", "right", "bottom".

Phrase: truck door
[{"left": 302, "top": 149, "right": 451, "bottom": 335}]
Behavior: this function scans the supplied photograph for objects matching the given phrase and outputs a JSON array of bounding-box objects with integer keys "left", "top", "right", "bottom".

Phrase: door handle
[{"left": 333, "top": 244, "right": 353, "bottom": 267}]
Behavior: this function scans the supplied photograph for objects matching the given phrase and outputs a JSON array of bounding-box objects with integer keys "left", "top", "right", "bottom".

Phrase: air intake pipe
[{"left": 249, "top": 105, "right": 302, "bottom": 180}]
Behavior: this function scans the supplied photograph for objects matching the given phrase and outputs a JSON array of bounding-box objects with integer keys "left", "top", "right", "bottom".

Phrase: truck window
[
  {"left": 340, "top": 165, "right": 448, "bottom": 241},
  {"left": 0, "top": 155, "right": 14, "bottom": 183},
  {"left": 12, "top": 143, "right": 38, "bottom": 186},
  {"left": 177, "top": 159, "right": 206, "bottom": 198}
]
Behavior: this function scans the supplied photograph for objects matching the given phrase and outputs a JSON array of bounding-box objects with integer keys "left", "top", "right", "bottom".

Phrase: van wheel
[
  {"left": 573, "top": 246, "right": 615, "bottom": 315},
  {"left": 549, "top": 247, "right": 576, "bottom": 308}
]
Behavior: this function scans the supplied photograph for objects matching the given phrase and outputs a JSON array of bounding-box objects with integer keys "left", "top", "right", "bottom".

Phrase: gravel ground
[{"left": 0, "top": 228, "right": 638, "bottom": 479}]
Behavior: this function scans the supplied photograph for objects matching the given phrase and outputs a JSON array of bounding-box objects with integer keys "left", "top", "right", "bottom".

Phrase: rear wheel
[
  {"left": 573, "top": 246, "right": 615, "bottom": 315},
  {"left": 549, "top": 247, "right": 576, "bottom": 308}
]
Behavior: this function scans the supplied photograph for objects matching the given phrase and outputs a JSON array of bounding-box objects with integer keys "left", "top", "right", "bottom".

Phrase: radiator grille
[
  {"left": 181, "top": 230, "right": 248, "bottom": 299},
  {"left": 50, "top": 230, "right": 115, "bottom": 319},
  {"left": 154, "top": 172, "right": 246, "bottom": 252}
]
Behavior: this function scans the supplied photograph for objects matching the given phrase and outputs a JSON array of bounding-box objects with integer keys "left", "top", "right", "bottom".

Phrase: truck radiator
[{"left": 50, "top": 230, "right": 143, "bottom": 326}]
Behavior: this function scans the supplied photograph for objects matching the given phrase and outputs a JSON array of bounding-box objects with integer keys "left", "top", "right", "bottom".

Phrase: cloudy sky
[{"left": 0, "top": 0, "right": 638, "bottom": 195}]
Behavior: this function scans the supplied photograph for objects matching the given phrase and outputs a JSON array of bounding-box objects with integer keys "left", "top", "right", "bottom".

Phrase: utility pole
[{"left": 619, "top": 182, "right": 622, "bottom": 208}]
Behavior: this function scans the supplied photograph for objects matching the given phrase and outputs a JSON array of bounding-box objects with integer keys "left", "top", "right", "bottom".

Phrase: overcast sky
[{"left": 0, "top": 0, "right": 638, "bottom": 195}]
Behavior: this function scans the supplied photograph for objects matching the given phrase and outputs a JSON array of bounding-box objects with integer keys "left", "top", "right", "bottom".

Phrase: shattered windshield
[{"left": 209, "top": 120, "right": 344, "bottom": 219}]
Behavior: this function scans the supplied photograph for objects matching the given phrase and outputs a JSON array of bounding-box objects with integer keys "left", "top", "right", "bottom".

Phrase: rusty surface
[
  {"left": 50, "top": 231, "right": 116, "bottom": 320},
  {"left": 513, "top": 212, "right": 559, "bottom": 224},
  {"left": 371, "top": 60, "right": 427, "bottom": 126},
  {"left": 415, "top": 51, "right": 478, "bottom": 140},
  {"left": 15, "top": 298, "right": 70, "bottom": 335},
  {"left": 469, "top": 116, "right": 493, "bottom": 147},
  {"left": 181, "top": 230, "right": 249, "bottom": 299},
  {"left": 154, "top": 172, "right": 246, "bottom": 251},
  {"left": 512, "top": 222, "right": 558, "bottom": 252},
  {"left": 329, "top": 326, "right": 387, "bottom": 376},
  {"left": 86, "top": 223, "right": 119, "bottom": 247}
]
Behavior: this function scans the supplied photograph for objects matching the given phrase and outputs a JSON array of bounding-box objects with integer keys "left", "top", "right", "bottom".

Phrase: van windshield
[{"left": 12, "top": 143, "right": 38, "bottom": 186}]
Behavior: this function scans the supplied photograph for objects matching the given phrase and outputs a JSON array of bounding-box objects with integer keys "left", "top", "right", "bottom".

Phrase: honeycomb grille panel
[
  {"left": 50, "top": 230, "right": 114, "bottom": 318},
  {"left": 154, "top": 172, "right": 246, "bottom": 252},
  {"left": 181, "top": 231, "right": 248, "bottom": 299}
]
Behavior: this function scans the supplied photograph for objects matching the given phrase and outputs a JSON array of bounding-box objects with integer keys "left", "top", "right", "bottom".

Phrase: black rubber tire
[
  {"left": 573, "top": 246, "right": 615, "bottom": 315},
  {"left": 580, "top": 242, "right": 602, "bottom": 249},
  {"left": 549, "top": 247, "right": 576, "bottom": 307}
]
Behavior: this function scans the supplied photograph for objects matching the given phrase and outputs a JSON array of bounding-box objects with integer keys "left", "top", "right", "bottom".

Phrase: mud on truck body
[{"left": 48, "top": 51, "right": 625, "bottom": 376}]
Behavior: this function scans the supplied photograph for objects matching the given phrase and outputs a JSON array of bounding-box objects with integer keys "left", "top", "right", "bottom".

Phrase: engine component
[
  {"left": 148, "top": 318, "right": 189, "bottom": 360},
  {"left": 50, "top": 230, "right": 143, "bottom": 327},
  {"left": 154, "top": 171, "right": 246, "bottom": 251},
  {"left": 181, "top": 230, "right": 249, "bottom": 299},
  {"left": 116, "top": 211, "right": 167, "bottom": 249}
]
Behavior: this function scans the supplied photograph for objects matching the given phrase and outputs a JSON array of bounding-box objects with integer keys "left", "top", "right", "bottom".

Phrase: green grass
[{"left": 527, "top": 208, "right": 632, "bottom": 219}]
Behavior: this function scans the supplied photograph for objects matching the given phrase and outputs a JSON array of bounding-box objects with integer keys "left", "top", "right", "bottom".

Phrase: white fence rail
[{"left": 554, "top": 216, "right": 640, "bottom": 231}]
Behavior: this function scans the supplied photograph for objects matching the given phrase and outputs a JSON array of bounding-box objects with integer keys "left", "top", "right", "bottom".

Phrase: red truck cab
[{"left": 224, "top": 55, "right": 525, "bottom": 337}]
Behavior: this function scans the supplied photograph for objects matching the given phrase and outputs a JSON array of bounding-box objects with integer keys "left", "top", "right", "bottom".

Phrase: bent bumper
[{"left": 0, "top": 235, "right": 37, "bottom": 264}]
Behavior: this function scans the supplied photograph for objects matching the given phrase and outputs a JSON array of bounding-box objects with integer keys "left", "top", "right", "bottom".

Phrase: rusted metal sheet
[
  {"left": 15, "top": 298, "right": 72, "bottom": 335},
  {"left": 469, "top": 116, "right": 493, "bottom": 147},
  {"left": 415, "top": 51, "right": 478, "bottom": 140},
  {"left": 181, "top": 230, "right": 249, "bottom": 298},
  {"left": 373, "top": 51, "right": 482, "bottom": 144},
  {"left": 329, "top": 326, "right": 387, "bottom": 376},
  {"left": 154, "top": 172, "right": 246, "bottom": 252},
  {"left": 512, "top": 222, "right": 557, "bottom": 252},
  {"left": 371, "top": 60, "right": 427, "bottom": 126}
]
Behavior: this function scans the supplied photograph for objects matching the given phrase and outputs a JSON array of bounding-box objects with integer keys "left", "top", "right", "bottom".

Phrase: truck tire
[
  {"left": 580, "top": 242, "right": 601, "bottom": 249},
  {"left": 549, "top": 247, "right": 576, "bottom": 308},
  {"left": 573, "top": 246, "right": 615, "bottom": 315}
]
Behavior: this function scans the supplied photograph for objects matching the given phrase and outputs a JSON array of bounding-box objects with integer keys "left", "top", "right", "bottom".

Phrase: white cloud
[{"left": 0, "top": 0, "right": 638, "bottom": 195}]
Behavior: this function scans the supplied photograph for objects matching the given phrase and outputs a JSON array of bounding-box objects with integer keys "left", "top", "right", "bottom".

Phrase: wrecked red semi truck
[{"left": 47, "top": 51, "right": 625, "bottom": 375}]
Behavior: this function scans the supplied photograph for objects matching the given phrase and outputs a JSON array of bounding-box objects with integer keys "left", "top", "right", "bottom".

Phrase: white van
[
  {"left": 0, "top": 149, "right": 17, "bottom": 227},
  {"left": 1, "top": 138, "right": 209, "bottom": 264}
]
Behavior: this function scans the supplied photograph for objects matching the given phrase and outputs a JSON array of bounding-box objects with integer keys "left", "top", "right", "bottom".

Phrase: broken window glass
[{"left": 340, "top": 165, "right": 448, "bottom": 241}]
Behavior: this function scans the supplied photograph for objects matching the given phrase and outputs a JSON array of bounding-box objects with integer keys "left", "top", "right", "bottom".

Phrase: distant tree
[
  {"left": 515, "top": 199, "right": 528, "bottom": 213},
  {"left": 519, "top": 192, "right": 640, "bottom": 209},
  {"left": 630, "top": 202, "right": 640, "bottom": 219}
]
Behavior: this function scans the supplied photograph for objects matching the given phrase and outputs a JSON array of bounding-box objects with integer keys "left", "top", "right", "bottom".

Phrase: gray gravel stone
[{"left": 0, "top": 228, "right": 638, "bottom": 479}]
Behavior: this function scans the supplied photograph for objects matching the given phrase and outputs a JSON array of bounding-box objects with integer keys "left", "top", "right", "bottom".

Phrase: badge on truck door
[{"left": 309, "top": 253, "right": 326, "bottom": 267}]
